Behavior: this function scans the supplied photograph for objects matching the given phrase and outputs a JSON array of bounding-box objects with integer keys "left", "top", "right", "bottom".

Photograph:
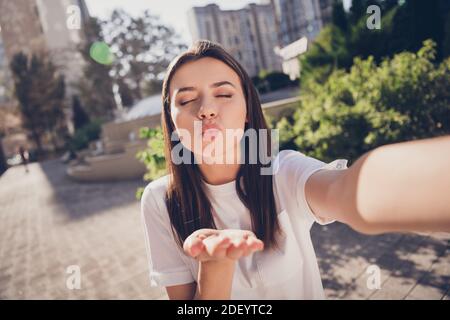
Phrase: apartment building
[{"left": 188, "top": 3, "right": 283, "bottom": 77}]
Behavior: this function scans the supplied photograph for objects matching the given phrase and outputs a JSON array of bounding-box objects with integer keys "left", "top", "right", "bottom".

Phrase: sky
[{"left": 85, "top": 0, "right": 353, "bottom": 45}]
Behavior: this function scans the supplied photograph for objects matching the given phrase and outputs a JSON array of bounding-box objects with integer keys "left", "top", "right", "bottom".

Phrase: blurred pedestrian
[{"left": 18, "top": 146, "right": 29, "bottom": 173}]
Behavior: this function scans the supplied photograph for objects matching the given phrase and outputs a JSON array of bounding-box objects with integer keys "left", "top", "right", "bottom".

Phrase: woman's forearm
[
  {"left": 341, "top": 135, "right": 450, "bottom": 234},
  {"left": 194, "top": 259, "right": 235, "bottom": 300}
]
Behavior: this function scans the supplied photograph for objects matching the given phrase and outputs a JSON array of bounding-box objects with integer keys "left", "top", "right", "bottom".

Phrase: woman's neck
[
  {"left": 197, "top": 145, "right": 242, "bottom": 185},
  {"left": 198, "top": 161, "right": 241, "bottom": 185}
]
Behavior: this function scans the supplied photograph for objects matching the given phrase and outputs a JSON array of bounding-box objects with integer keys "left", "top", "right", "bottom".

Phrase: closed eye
[
  {"left": 180, "top": 95, "right": 232, "bottom": 106},
  {"left": 180, "top": 99, "right": 196, "bottom": 106}
]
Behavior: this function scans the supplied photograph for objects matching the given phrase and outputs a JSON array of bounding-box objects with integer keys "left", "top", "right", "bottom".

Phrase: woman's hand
[
  {"left": 183, "top": 229, "right": 263, "bottom": 300},
  {"left": 183, "top": 229, "right": 264, "bottom": 262}
]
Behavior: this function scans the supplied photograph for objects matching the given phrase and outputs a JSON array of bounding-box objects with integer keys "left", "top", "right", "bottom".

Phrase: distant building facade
[
  {"left": 271, "top": 0, "right": 333, "bottom": 80},
  {"left": 272, "top": 0, "right": 333, "bottom": 47},
  {"left": 188, "top": 0, "right": 332, "bottom": 80},
  {"left": 0, "top": 0, "right": 90, "bottom": 154},
  {"left": 0, "top": 0, "right": 90, "bottom": 97},
  {"left": 188, "top": 3, "right": 283, "bottom": 77}
]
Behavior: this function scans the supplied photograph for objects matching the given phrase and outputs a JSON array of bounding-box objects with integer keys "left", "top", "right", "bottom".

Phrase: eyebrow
[{"left": 176, "top": 81, "right": 235, "bottom": 95}]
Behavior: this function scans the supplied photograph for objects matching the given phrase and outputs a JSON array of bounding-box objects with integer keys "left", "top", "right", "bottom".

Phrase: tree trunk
[
  {"left": 30, "top": 128, "right": 43, "bottom": 158},
  {"left": 0, "top": 138, "right": 7, "bottom": 175}
]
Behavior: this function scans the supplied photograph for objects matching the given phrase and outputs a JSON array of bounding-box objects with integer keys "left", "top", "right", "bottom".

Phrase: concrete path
[{"left": 0, "top": 160, "right": 448, "bottom": 299}]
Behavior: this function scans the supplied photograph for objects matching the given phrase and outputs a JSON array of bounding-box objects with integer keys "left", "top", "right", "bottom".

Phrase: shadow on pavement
[
  {"left": 311, "top": 222, "right": 449, "bottom": 299},
  {"left": 39, "top": 159, "right": 147, "bottom": 221}
]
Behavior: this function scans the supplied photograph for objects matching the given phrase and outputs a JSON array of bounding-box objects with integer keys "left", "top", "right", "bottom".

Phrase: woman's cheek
[
  {"left": 172, "top": 110, "right": 196, "bottom": 149},
  {"left": 229, "top": 99, "right": 247, "bottom": 129}
]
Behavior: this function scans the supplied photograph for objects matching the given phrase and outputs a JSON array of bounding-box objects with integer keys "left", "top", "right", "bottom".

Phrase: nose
[{"left": 197, "top": 99, "right": 218, "bottom": 120}]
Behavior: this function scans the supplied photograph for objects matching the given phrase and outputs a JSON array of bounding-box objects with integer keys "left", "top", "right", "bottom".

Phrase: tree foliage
[
  {"left": 10, "top": 52, "right": 68, "bottom": 155},
  {"left": 301, "top": 0, "right": 450, "bottom": 85},
  {"left": 277, "top": 40, "right": 450, "bottom": 163},
  {"left": 135, "top": 126, "right": 166, "bottom": 199},
  {"left": 77, "top": 17, "right": 117, "bottom": 121},
  {"left": 102, "top": 9, "right": 187, "bottom": 102}
]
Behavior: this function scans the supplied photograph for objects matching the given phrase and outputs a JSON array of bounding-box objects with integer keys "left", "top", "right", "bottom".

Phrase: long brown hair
[{"left": 161, "top": 40, "right": 281, "bottom": 250}]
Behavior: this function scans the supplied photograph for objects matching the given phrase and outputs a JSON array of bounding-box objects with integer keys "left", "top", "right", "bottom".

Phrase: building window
[
  {"left": 235, "top": 36, "right": 239, "bottom": 44},
  {"left": 237, "top": 51, "right": 242, "bottom": 60}
]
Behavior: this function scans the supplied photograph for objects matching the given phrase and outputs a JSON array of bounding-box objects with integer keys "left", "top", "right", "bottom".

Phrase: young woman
[{"left": 140, "top": 40, "right": 450, "bottom": 300}]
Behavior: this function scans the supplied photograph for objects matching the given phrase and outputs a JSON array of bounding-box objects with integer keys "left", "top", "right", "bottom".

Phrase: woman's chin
[{"left": 192, "top": 145, "right": 240, "bottom": 164}]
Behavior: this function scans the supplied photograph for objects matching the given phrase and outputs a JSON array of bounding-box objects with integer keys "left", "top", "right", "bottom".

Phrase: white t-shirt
[{"left": 140, "top": 150, "right": 348, "bottom": 299}]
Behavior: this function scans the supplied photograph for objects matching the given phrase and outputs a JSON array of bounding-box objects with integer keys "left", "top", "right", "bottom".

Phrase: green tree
[
  {"left": 43, "top": 74, "right": 67, "bottom": 151},
  {"left": 10, "top": 52, "right": 68, "bottom": 155},
  {"left": 302, "top": 0, "right": 450, "bottom": 87},
  {"left": 78, "top": 17, "right": 117, "bottom": 121},
  {"left": 142, "top": 78, "right": 163, "bottom": 96},
  {"left": 332, "top": 0, "right": 349, "bottom": 33},
  {"left": 103, "top": 9, "right": 187, "bottom": 101},
  {"left": 117, "top": 78, "right": 135, "bottom": 107},
  {"left": 443, "top": 11, "right": 450, "bottom": 58},
  {"left": 136, "top": 126, "right": 166, "bottom": 199},
  {"left": 278, "top": 40, "right": 450, "bottom": 163},
  {"left": 0, "top": 137, "right": 6, "bottom": 174},
  {"left": 300, "top": 25, "right": 352, "bottom": 85},
  {"left": 350, "top": 0, "right": 449, "bottom": 62},
  {"left": 349, "top": 0, "right": 368, "bottom": 24},
  {"left": 72, "top": 95, "right": 90, "bottom": 130}
]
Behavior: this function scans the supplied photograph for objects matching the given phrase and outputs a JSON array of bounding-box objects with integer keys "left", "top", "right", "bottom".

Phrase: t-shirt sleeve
[
  {"left": 140, "top": 184, "right": 195, "bottom": 287},
  {"left": 274, "top": 150, "right": 348, "bottom": 229}
]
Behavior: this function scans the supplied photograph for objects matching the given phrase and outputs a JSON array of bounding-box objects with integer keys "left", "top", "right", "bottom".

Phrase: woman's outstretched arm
[{"left": 305, "top": 135, "right": 450, "bottom": 234}]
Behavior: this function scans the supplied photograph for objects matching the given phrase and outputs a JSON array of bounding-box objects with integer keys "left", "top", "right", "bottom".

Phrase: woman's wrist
[{"left": 195, "top": 259, "right": 236, "bottom": 300}]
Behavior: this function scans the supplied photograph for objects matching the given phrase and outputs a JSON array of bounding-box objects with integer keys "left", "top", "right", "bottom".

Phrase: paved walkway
[{"left": 0, "top": 160, "right": 448, "bottom": 299}]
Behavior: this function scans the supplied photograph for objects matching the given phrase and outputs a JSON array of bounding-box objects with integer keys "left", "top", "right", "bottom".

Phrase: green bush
[
  {"left": 69, "top": 119, "right": 102, "bottom": 151},
  {"left": 252, "top": 70, "right": 297, "bottom": 93},
  {"left": 278, "top": 40, "right": 450, "bottom": 163},
  {"left": 299, "top": 25, "right": 352, "bottom": 86},
  {"left": 135, "top": 126, "right": 167, "bottom": 200},
  {"left": 301, "top": 1, "right": 450, "bottom": 86}
]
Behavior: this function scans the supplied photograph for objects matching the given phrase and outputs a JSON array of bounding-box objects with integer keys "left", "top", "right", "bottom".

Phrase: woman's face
[{"left": 169, "top": 57, "right": 247, "bottom": 162}]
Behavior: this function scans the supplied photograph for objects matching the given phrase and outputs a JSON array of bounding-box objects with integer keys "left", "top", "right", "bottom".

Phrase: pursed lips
[{"left": 202, "top": 123, "right": 221, "bottom": 135}]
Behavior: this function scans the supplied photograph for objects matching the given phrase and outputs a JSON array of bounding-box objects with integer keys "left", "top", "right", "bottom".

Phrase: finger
[
  {"left": 192, "top": 229, "right": 219, "bottom": 239},
  {"left": 184, "top": 237, "right": 204, "bottom": 257},
  {"left": 242, "top": 237, "right": 257, "bottom": 256},
  {"left": 247, "top": 236, "right": 264, "bottom": 252},
  {"left": 197, "top": 234, "right": 208, "bottom": 241},
  {"left": 241, "top": 244, "right": 252, "bottom": 257},
  {"left": 242, "top": 231, "right": 256, "bottom": 239},
  {"left": 203, "top": 234, "right": 231, "bottom": 256},
  {"left": 240, "top": 236, "right": 262, "bottom": 257},
  {"left": 230, "top": 236, "right": 246, "bottom": 247},
  {"left": 195, "top": 250, "right": 213, "bottom": 262},
  {"left": 226, "top": 241, "right": 246, "bottom": 260},
  {"left": 184, "top": 229, "right": 219, "bottom": 256}
]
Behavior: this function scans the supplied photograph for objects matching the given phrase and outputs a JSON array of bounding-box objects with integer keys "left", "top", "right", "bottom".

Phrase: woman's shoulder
[
  {"left": 144, "top": 174, "right": 171, "bottom": 194},
  {"left": 272, "top": 149, "right": 347, "bottom": 178},
  {"left": 272, "top": 149, "right": 321, "bottom": 175},
  {"left": 140, "top": 174, "right": 171, "bottom": 216}
]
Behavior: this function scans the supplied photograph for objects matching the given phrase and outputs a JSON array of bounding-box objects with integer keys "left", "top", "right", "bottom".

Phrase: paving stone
[{"left": 1, "top": 160, "right": 448, "bottom": 300}]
